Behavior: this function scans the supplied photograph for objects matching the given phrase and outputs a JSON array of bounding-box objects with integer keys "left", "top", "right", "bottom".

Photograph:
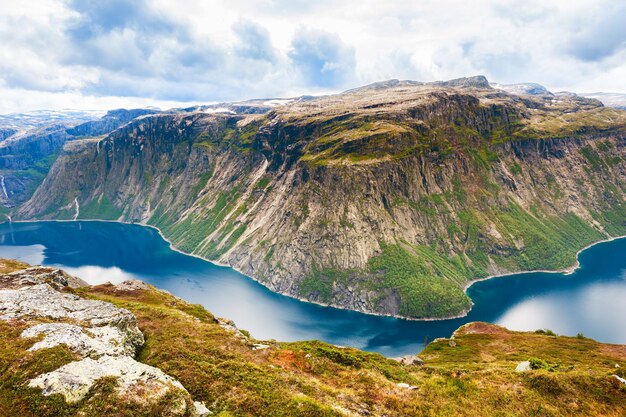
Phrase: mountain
[
  {"left": 0, "top": 124, "right": 72, "bottom": 210},
  {"left": 66, "top": 108, "right": 162, "bottom": 137},
  {"left": 583, "top": 92, "right": 626, "bottom": 110},
  {"left": 490, "top": 83, "right": 626, "bottom": 111},
  {"left": 1, "top": 260, "right": 625, "bottom": 416},
  {"left": 15, "top": 76, "right": 626, "bottom": 319},
  {"left": 491, "top": 82, "right": 555, "bottom": 97},
  {"left": 184, "top": 96, "right": 312, "bottom": 115},
  {"left": 0, "top": 109, "right": 104, "bottom": 131},
  {"left": 0, "top": 108, "right": 161, "bottom": 210}
]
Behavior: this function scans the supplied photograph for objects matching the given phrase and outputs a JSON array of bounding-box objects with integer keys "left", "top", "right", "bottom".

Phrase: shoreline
[
  {"left": 4, "top": 218, "right": 625, "bottom": 322},
  {"left": 463, "top": 233, "right": 625, "bottom": 292}
]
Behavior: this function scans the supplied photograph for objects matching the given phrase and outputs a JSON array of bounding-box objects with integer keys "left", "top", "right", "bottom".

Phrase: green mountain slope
[{"left": 16, "top": 76, "right": 626, "bottom": 319}]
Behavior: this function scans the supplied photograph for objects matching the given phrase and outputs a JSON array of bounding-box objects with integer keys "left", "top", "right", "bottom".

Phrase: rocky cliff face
[
  {"left": 65, "top": 108, "right": 161, "bottom": 138},
  {"left": 0, "top": 108, "right": 161, "bottom": 209},
  {"left": 17, "top": 77, "right": 626, "bottom": 319}
]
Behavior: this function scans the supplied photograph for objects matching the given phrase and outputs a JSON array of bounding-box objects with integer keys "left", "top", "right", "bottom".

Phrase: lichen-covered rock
[
  {"left": 0, "top": 268, "right": 204, "bottom": 413},
  {"left": 393, "top": 355, "right": 424, "bottom": 366},
  {"left": 252, "top": 343, "right": 270, "bottom": 351},
  {"left": 0, "top": 266, "right": 87, "bottom": 290},
  {"left": 0, "top": 283, "right": 144, "bottom": 350},
  {"left": 218, "top": 318, "right": 249, "bottom": 340},
  {"left": 21, "top": 323, "right": 135, "bottom": 357},
  {"left": 193, "top": 401, "right": 213, "bottom": 416},
  {"left": 114, "top": 279, "right": 150, "bottom": 292},
  {"left": 516, "top": 361, "right": 532, "bottom": 372},
  {"left": 28, "top": 355, "right": 186, "bottom": 403}
]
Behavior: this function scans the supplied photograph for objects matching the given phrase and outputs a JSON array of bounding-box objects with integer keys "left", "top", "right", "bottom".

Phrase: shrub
[{"left": 535, "top": 329, "right": 557, "bottom": 337}]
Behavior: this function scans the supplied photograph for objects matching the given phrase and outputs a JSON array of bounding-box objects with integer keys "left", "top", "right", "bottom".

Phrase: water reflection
[{"left": 0, "top": 220, "right": 624, "bottom": 356}]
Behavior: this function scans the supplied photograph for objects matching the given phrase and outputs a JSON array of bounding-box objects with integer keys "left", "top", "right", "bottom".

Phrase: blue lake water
[{"left": 1, "top": 220, "right": 625, "bottom": 357}]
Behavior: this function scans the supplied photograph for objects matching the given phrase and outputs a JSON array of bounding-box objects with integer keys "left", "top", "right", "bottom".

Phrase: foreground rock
[
  {"left": 29, "top": 355, "right": 186, "bottom": 403},
  {"left": 0, "top": 283, "right": 144, "bottom": 347},
  {"left": 21, "top": 322, "right": 136, "bottom": 357},
  {"left": 515, "top": 361, "right": 532, "bottom": 372},
  {"left": 0, "top": 266, "right": 88, "bottom": 290},
  {"left": 393, "top": 355, "right": 424, "bottom": 366},
  {"left": 0, "top": 268, "right": 209, "bottom": 415}
]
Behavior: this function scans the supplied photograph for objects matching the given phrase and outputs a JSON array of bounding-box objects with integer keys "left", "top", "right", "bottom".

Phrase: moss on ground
[
  {"left": 78, "top": 194, "right": 124, "bottom": 220},
  {"left": 1, "top": 255, "right": 624, "bottom": 416}
]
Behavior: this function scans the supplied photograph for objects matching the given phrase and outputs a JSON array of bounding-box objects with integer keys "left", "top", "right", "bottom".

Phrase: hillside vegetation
[
  {"left": 0, "top": 260, "right": 625, "bottom": 416},
  {"left": 16, "top": 76, "right": 626, "bottom": 319}
]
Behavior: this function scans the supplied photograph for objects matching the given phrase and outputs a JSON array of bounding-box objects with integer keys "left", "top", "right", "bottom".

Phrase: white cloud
[
  {"left": 0, "top": 86, "right": 199, "bottom": 114},
  {"left": 0, "top": 0, "right": 625, "bottom": 112}
]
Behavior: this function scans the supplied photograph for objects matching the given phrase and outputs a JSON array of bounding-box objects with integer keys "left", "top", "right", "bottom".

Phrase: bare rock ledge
[{"left": 0, "top": 267, "right": 210, "bottom": 416}]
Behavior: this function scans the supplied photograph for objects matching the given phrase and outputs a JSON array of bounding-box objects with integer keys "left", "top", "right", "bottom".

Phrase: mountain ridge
[{"left": 13, "top": 76, "right": 626, "bottom": 319}]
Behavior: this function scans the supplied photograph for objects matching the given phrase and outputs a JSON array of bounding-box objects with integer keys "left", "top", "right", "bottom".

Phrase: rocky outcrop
[
  {"left": 0, "top": 283, "right": 145, "bottom": 346},
  {"left": 393, "top": 355, "right": 424, "bottom": 366},
  {"left": 28, "top": 355, "right": 186, "bottom": 404},
  {"left": 0, "top": 268, "right": 209, "bottom": 415},
  {"left": 0, "top": 266, "right": 88, "bottom": 290},
  {"left": 22, "top": 322, "right": 137, "bottom": 357},
  {"left": 15, "top": 77, "right": 626, "bottom": 319},
  {"left": 515, "top": 361, "right": 532, "bottom": 372}
]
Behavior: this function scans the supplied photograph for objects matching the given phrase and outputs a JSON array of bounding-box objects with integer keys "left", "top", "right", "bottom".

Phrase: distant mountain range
[
  {"left": 0, "top": 109, "right": 105, "bottom": 131},
  {"left": 581, "top": 92, "right": 626, "bottom": 109},
  {"left": 0, "top": 108, "right": 163, "bottom": 208},
  {"left": 491, "top": 82, "right": 626, "bottom": 110}
]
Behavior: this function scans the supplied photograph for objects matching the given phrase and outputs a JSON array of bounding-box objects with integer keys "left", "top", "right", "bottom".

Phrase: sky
[{"left": 1, "top": 0, "right": 625, "bottom": 113}]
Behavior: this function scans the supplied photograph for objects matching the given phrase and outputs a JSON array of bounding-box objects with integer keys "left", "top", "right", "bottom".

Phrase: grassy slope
[{"left": 2, "top": 259, "right": 623, "bottom": 417}]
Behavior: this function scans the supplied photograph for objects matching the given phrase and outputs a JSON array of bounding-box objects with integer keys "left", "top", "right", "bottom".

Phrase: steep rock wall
[{"left": 17, "top": 87, "right": 626, "bottom": 319}]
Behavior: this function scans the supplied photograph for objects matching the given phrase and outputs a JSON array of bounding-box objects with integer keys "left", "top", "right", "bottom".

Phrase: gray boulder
[
  {"left": 29, "top": 355, "right": 186, "bottom": 403},
  {"left": 22, "top": 322, "right": 136, "bottom": 357},
  {"left": 393, "top": 355, "right": 424, "bottom": 366},
  {"left": 515, "top": 361, "right": 532, "bottom": 372}
]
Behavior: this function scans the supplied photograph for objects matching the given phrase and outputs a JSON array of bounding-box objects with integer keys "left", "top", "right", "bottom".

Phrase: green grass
[
  {"left": 78, "top": 195, "right": 124, "bottom": 220},
  {"left": 580, "top": 146, "right": 606, "bottom": 171},
  {"left": 367, "top": 243, "right": 472, "bottom": 318},
  {"left": 190, "top": 170, "right": 213, "bottom": 198},
  {"left": 2, "top": 256, "right": 625, "bottom": 417},
  {"left": 298, "top": 268, "right": 350, "bottom": 303},
  {"left": 150, "top": 182, "right": 254, "bottom": 264},
  {"left": 254, "top": 177, "right": 270, "bottom": 190}
]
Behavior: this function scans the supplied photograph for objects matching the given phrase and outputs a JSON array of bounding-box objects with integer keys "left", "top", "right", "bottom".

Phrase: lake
[{"left": 1, "top": 220, "right": 625, "bottom": 357}]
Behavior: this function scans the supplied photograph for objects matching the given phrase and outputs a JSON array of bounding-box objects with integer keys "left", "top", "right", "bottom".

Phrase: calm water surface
[{"left": 1, "top": 220, "right": 625, "bottom": 357}]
